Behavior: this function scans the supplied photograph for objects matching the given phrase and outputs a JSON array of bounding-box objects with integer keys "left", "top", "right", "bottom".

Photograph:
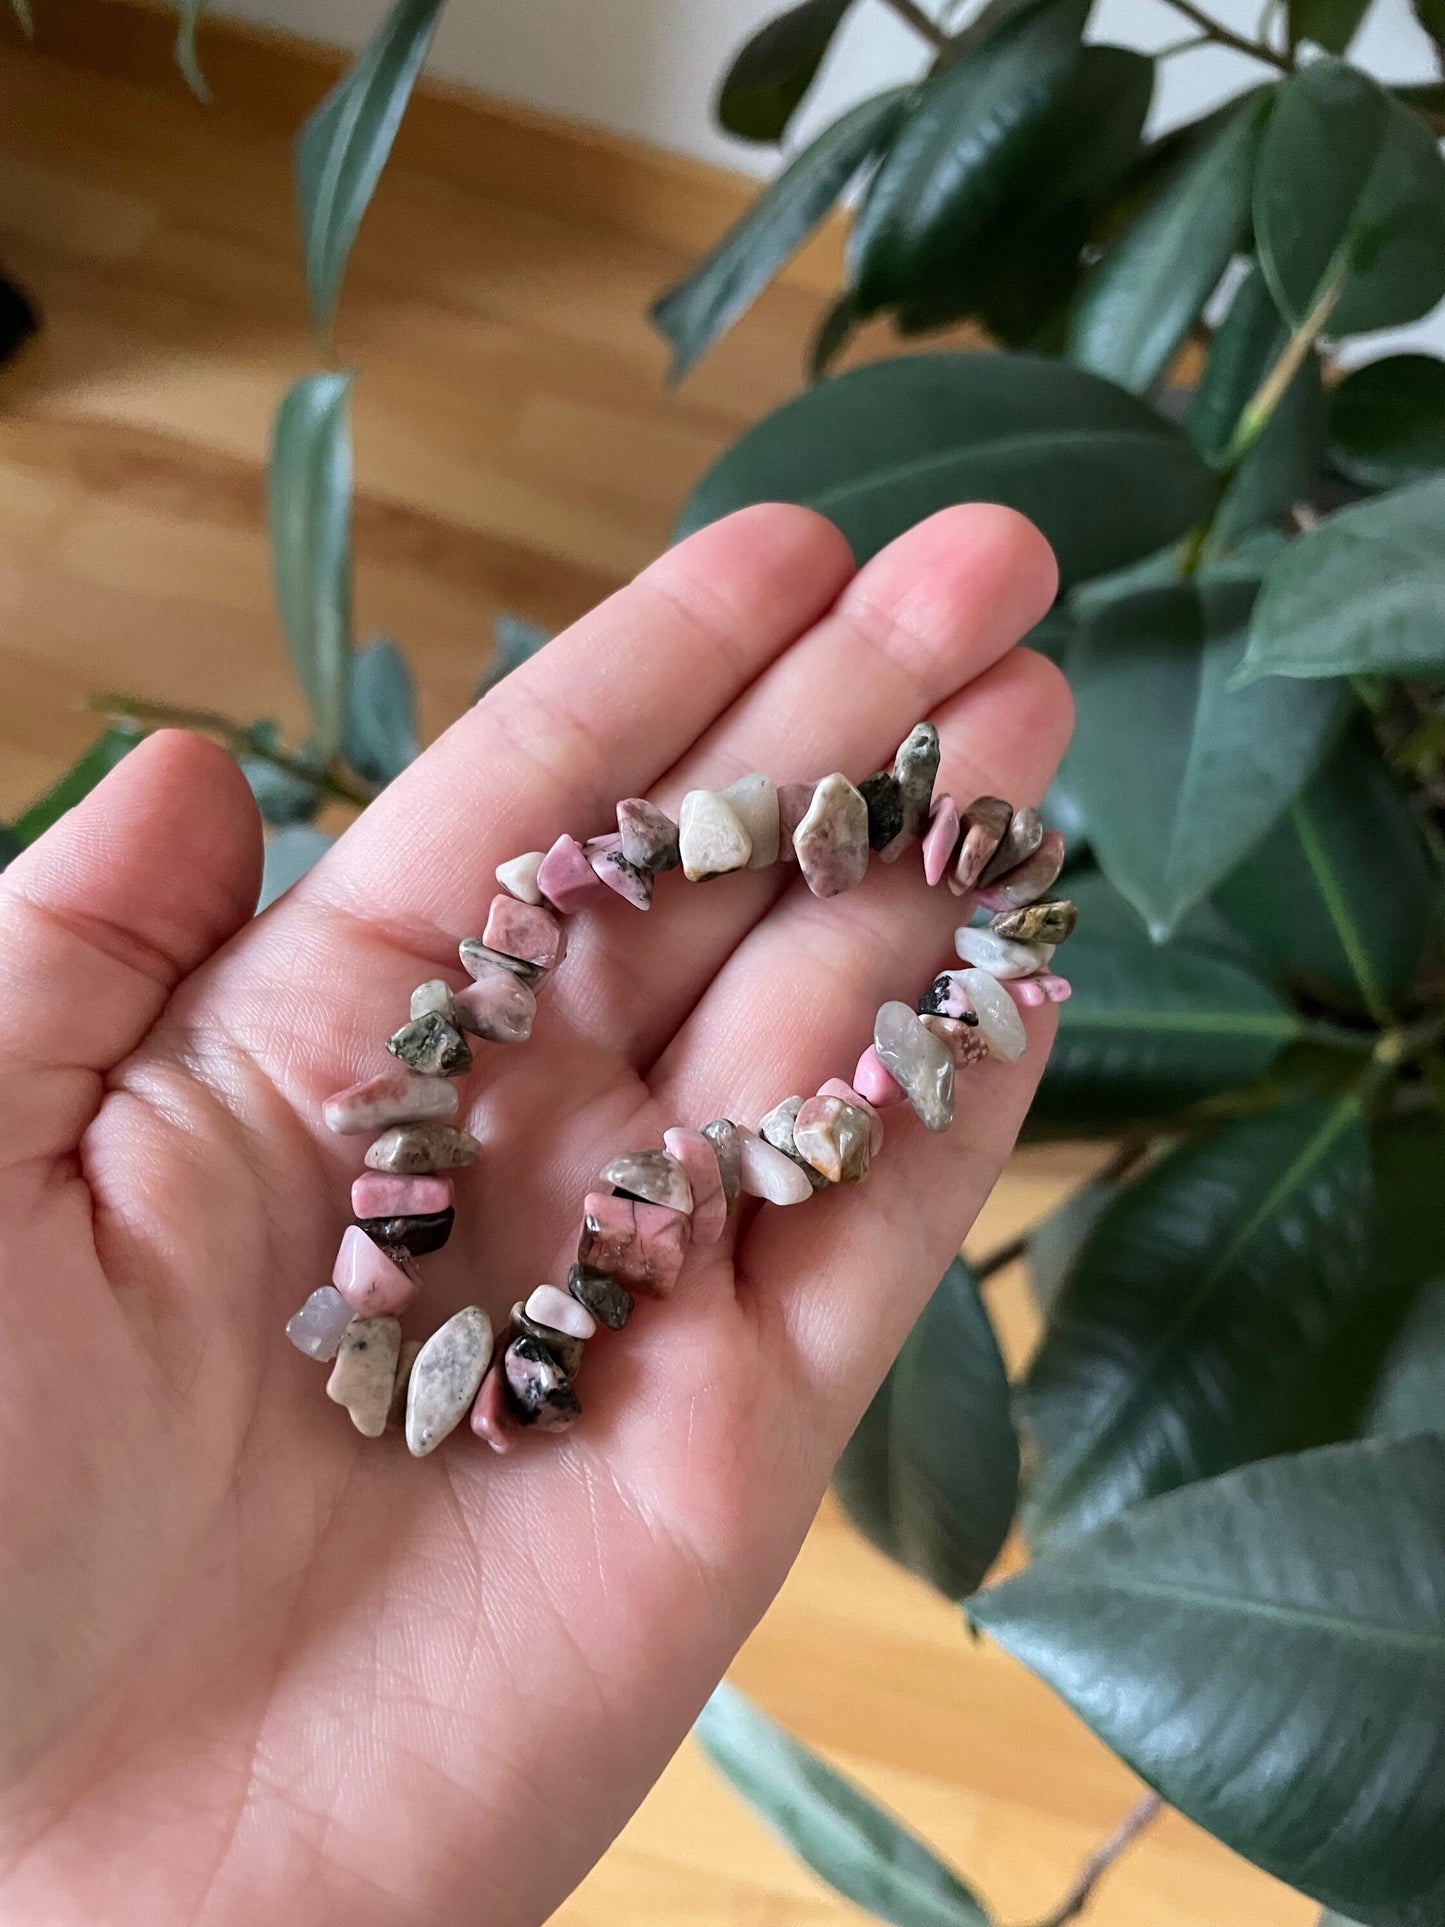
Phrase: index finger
[{"left": 293, "top": 506, "right": 855, "bottom": 939}]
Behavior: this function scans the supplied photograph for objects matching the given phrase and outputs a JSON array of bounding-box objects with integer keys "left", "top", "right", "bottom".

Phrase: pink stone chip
[
  {"left": 332, "top": 1224, "right": 419, "bottom": 1317},
  {"left": 1010, "top": 978, "right": 1048, "bottom": 1010},
  {"left": 351, "top": 1173, "right": 454, "bottom": 1219},
  {"left": 537, "top": 833, "right": 612, "bottom": 913},
  {"left": 853, "top": 1046, "right": 904, "bottom": 1109},
  {"left": 920, "top": 1012, "right": 990, "bottom": 1069},
  {"left": 1038, "top": 974, "right": 1072, "bottom": 1003},
  {"left": 737, "top": 1130, "right": 814, "bottom": 1206},
  {"left": 482, "top": 893, "right": 565, "bottom": 969},
  {"left": 577, "top": 1191, "right": 690, "bottom": 1297},
  {"left": 452, "top": 970, "right": 536, "bottom": 1043},
  {"left": 323, "top": 1069, "right": 458, "bottom": 1136},
  {"left": 818, "top": 1078, "right": 884, "bottom": 1155},
  {"left": 588, "top": 840, "right": 653, "bottom": 909},
  {"left": 663, "top": 1126, "right": 727, "bottom": 1245},
  {"left": 470, "top": 1364, "right": 516, "bottom": 1454},
  {"left": 974, "top": 830, "right": 1067, "bottom": 911},
  {"left": 923, "top": 794, "right": 961, "bottom": 887}
]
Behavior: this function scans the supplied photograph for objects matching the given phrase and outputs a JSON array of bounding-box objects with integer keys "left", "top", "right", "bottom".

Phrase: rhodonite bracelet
[{"left": 284, "top": 725, "right": 1076, "bottom": 1457}]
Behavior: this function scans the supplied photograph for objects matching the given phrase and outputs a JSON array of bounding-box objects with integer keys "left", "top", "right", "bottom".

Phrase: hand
[{"left": 0, "top": 504, "right": 1066, "bottom": 1927}]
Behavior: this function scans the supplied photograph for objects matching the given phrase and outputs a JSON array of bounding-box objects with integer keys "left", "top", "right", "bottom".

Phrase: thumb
[{"left": 0, "top": 730, "right": 262, "bottom": 1162}]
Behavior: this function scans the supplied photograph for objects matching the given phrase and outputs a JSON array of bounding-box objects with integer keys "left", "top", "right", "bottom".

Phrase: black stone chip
[
  {"left": 859, "top": 770, "right": 904, "bottom": 851},
  {"left": 568, "top": 1262, "right": 634, "bottom": 1331},
  {"left": 356, "top": 1208, "right": 455, "bottom": 1256}
]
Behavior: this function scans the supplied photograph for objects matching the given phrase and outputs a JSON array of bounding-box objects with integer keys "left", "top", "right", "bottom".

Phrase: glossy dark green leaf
[
  {"left": 890, "top": 46, "right": 1152, "bottom": 351},
  {"left": 1021, "top": 1099, "right": 1372, "bottom": 1542},
  {"left": 1066, "top": 93, "right": 1264, "bottom": 395},
  {"left": 342, "top": 635, "right": 417, "bottom": 785},
  {"left": 809, "top": 292, "right": 858, "bottom": 379},
  {"left": 1412, "top": 0, "right": 1445, "bottom": 50},
  {"left": 1238, "top": 475, "right": 1445, "bottom": 683},
  {"left": 9, "top": 728, "right": 139, "bottom": 849},
  {"left": 239, "top": 721, "right": 323, "bottom": 827},
  {"left": 834, "top": 1260, "right": 1017, "bottom": 1599},
  {"left": 1026, "top": 1180, "right": 1119, "bottom": 1314},
  {"left": 0, "top": 825, "right": 19, "bottom": 870},
  {"left": 1372, "top": 1113, "right": 1445, "bottom": 1303},
  {"left": 1065, "top": 575, "right": 1349, "bottom": 940},
  {"left": 847, "top": 0, "right": 1088, "bottom": 316},
  {"left": 1363, "top": 1277, "right": 1445, "bottom": 1440},
  {"left": 677, "top": 352, "right": 1213, "bottom": 585},
  {"left": 1189, "top": 265, "right": 1327, "bottom": 546},
  {"left": 1255, "top": 62, "right": 1445, "bottom": 336},
  {"left": 1215, "top": 723, "right": 1436, "bottom": 1022},
  {"left": 174, "top": 0, "right": 211, "bottom": 100},
  {"left": 478, "top": 612, "right": 550, "bottom": 699},
  {"left": 268, "top": 374, "right": 354, "bottom": 759},
  {"left": 1288, "top": 0, "right": 1369, "bottom": 52},
  {"left": 296, "top": 0, "right": 445, "bottom": 336},
  {"left": 652, "top": 90, "right": 908, "bottom": 380},
  {"left": 1329, "top": 354, "right": 1445, "bottom": 491},
  {"left": 716, "top": 0, "right": 855, "bottom": 144},
  {"left": 257, "top": 825, "right": 334, "bottom": 912},
  {"left": 1318, "top": 1913, "right": 1367, "bottom": 1927},
  {"left": 695, "top": 1683, "right": 991, "bottom": 1927},
  {"left": 973, "top": 1436, "right": 1445, "bottom": 1926}
]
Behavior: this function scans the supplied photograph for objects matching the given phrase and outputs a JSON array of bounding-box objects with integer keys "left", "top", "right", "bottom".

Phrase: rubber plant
[
  {"left": 3, "top": 3, "right": 1445, "bottom": 1922},
  {"left": 653, "top": 4, "right": 1445, "bottom": 1925}
]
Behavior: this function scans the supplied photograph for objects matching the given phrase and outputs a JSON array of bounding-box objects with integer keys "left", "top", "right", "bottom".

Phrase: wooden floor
[{"left": 0, "top": 16, "right": 1313, "bottom": 1926}]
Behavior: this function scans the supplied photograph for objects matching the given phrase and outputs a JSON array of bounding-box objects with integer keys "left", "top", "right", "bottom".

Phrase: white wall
[{"left": 212, "top": 0, "right": 1444, "bottom": 352}]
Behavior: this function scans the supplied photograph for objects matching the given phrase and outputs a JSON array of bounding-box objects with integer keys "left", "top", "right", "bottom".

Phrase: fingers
[
  {"left": 0, "top": 732, "right": 263, "bottom": 1162},
  {"left": 654, "top": 644, "right": 1073, "bottom": 1430},
  {"left": 307, "top": 506, "right": 855, "bottom": 950},
  {"left": 571, "top": 506, "right": 1060, "bottom": 1065}
]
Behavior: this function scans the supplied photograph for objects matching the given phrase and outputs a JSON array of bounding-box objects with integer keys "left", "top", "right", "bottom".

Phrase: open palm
[{"left": 0, "top": 504, "right": 1067, "bottom": 1927}]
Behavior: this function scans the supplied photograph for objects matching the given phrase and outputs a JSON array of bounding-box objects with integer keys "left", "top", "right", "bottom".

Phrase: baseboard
[{"left": 0, "top": 0, "right": 845, "bottom": 295}]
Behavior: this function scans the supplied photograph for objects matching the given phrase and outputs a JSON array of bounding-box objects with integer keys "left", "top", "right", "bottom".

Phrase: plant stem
[
  {"left": 88, "top": 695, "right": 377, "bottom": 808},
  {"left": 1157, "top": 0, "right": 1290, "bottom": 70},
  {"left": 1029, "top": 1793, "right": 1166, "bottom": 1927},
  {"left": 878, "top": 0, "right": 948, "bottom": 50}
]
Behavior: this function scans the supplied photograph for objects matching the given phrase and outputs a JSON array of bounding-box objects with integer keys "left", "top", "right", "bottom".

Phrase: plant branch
[
  {"left": 1157, "top": 0, "right": 1290, "bottom": 71},
  {"left": 88, "top": 695, "right": 378, "bottom": 808},
  {"left": 877, "top": 0, "right": 948, "bottom": 50},
  {"left": 1027, "top": 1793, "right": 1166, "bottom": 1927}
]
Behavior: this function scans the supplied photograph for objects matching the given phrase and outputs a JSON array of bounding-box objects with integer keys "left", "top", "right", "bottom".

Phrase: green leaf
[
  {"left": 479, "top": 611, "right": 550, "bottom": 699},
  {"left": 1021, "top": 1098, "right": 1372, "bottom": 1542},
  {"left": 257, "top": 825, "right": 334, "bottom": 912},
  {"left": 1066, "top": 93, "right": 1264, "bottom": 396},
  {"left": 847, "top": 0, "right": 1088, "bottom": 317},
  {"left": 9, "top": 728, "right": 140, "bottom": 849},
  {"left": 1065, "top": 575, "right": 1349, "bottom": 940},
  {"left": 1238, "top": 475, "right": 1445, "bottom": 683},
  {"left": 1027, "top": 1180, "right": 1120, "bottom": 1314},
  {"left": 652, "top": 90, "right": 909, "bottom": 381},
  {"left": 1329, "top": 354, "right": 1445, "bottom": 491},
  {"left": 239, "top": 721, "right": 323, "bottom": 827},
  {"left": 1215, "top": 723, "right": 1435, "bottom": 1022},
  {"left": 1363, "top": 1276, "right": 1445, "bottom": 1440},
  {"left": 343, "top": 635, "right": 417, "bottom": 785},
  {"left": 809, "top": 292, "right": 858, "bottom": 380},
  {"left": 1288, "top": 0, "right": 1369, "bottom": 52},
  {"left": 833, "top": 1260, "right": 1017, "bottom": 1599},
  {"left": 295, "top": 0, "right": 445, "bottom": 337},
  {"left": 1188, "top": 265, "right": 1327, "bottom": 546},
  {"left": 695, "top": 1683, "right": 991, "bottom": 1927},
  {"left": 677, "top": 351, "right": 1213, "bottom": 586},
  {"left": 0, "top": 825, "right": 20, "bottom": 870},
  {"left": 891, "top": 46, "right": 1153, "bottom": 352},
  {"left": 1037, "top": 871, "right": 1300, "bottom": 1125},
  {"left": 1255, "top": 62, "right": 1445, "bottom": 337},
  {"left": 716, "top": 0, "right": 855, "bottom": 144},
  {"left": 1318, "top": 1914, "right": 1368, "bottom": 1927},
  {"left": 972, "top": 1435, "right": 1445, "bottom": 1926},
  {"left": 1411, "top": 0, "right": 1445, "bottom": 50},
  {"left": 267, "top": 373, "right": 354, "bottom": 759},
  {"left": 174, "top": 0, "right": 211, "bottom": 101},
  {"left": 1371, "top": 1113, "right": 1445, "bottom": 1303}
]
